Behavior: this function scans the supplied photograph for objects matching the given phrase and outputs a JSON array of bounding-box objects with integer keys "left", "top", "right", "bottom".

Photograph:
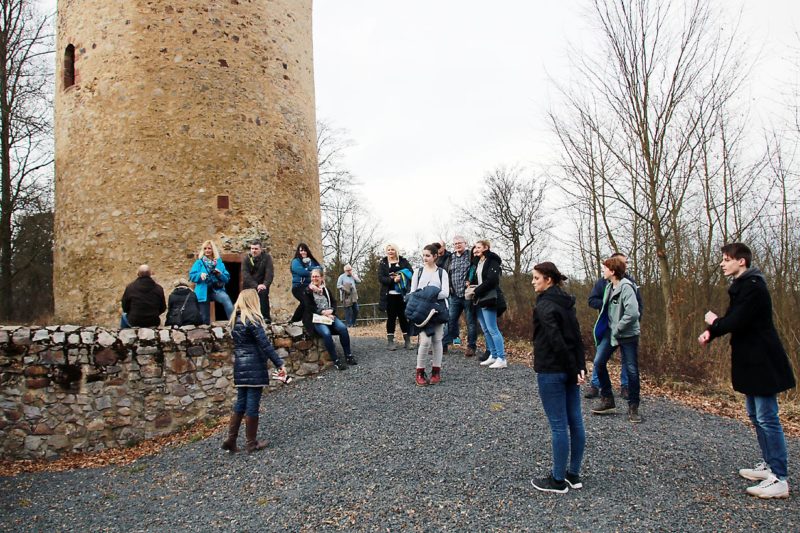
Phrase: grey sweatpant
[{"left": 416, "top": 323, "right": 444, "bottom": 369}]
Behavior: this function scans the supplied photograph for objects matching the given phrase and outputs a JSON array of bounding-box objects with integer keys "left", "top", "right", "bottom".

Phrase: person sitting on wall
[
  {"left": 120, "top": 264, "right": 166, "bottom": 328},
  {"left": 189, "top": 239, "right": 234, "bottom": 324},
  {"left": 242, "top": 240, "right": 274, "bottom": 323},
  {"left": 165, "top": 279, "right": 203, "bottom": 327},
  {"left": 303, "top": 268, "right": 355, "bottom": 371}
]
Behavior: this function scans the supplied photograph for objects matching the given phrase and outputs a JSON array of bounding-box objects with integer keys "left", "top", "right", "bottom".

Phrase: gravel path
[{"left": 2, "top": 336, "right": 799, "bottom": 532}]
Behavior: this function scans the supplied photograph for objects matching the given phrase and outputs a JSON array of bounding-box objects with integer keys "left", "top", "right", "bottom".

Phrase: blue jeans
[
  {"left": 233, "top": 386, "right": 263, "bottom": 417},
  {"left": 537, "top": 372, "right": 585, "bottom": 481},
  {"left": 443, "top": 296, "right": 478, "bottom": 349},
  {"left": 199, "top": 289, "right": 234, "bottom": 324},
  {"left": 476, "top": 306, "right": 505, "bottom": 358},
  {"left": 745, "top": 395, "right": 789, "bottom": 479},
  {"left": 313, "top": 316, "right": 351, "bottom": 362},
  {"left": 120, "top": 313, "right": 131, "bottom": 329},
  {"left": 344, "top": 303, "right": 359, "bottom": 327},
  {"left": 595, "top": 333, "right": 640, "bottom": 406},
  {"left": 590, "top": 333, "right": 628, "bottom": 389}
]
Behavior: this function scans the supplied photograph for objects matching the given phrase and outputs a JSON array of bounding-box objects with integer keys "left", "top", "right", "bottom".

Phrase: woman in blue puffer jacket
[
  {"left": 221, "top": 289, "right": 287, "bottom": 453},
  {"left": 188, "top": 239, "right": 233, "bottom": 324}
]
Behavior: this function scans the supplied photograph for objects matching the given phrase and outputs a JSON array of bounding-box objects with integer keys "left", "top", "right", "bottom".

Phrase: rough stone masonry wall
[
  {"left": 0, "top": 323, "right": 327, "bottom": 460},
  {"left": 54, "top": 0, "right": 321, "bottom": 326}
]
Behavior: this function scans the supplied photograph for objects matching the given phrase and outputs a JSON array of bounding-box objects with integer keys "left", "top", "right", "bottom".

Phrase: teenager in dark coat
[
  {"left": 699, "top": 243, "right": 796, "bottom": 499},
  {"left": 530, "top": 262, "right": 586, "bottom": 494},
  {"left": 470, "top": 241, "right": 507, "bottom": 369},
  {"left": 222, "top": 289, "right": 286, "bottom": 454}
]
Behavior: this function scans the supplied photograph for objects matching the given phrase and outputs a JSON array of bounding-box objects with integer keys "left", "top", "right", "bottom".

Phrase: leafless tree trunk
[{"left": 0, "top": 0, "right": 52, "bottom": 320}]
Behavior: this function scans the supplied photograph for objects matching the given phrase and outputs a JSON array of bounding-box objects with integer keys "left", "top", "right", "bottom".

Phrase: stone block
[
  {"left": 171, "top": 330, "right": 186, "bottom": 343},
  {"left": 186, "top": 345, "right": 205, "bottom": 357},
  {"left": 0, "top": 330, "right": 9, "bottom": 344},
  {"left": 212, "top": 327, "right": 224, "bottom": 339},
  {"left": 97, "top": 331, "right": 117, "bottom": 347},
  {"left": 32, "top": 329, "right": 50, "bottom": 342},
  {"left": 154, "top": 412, "right": 172, "bottom": 428},
  {"left": 187, "top": 329, "right": 212, "bottom": 342},
  {"left": 48, "top": 435, "right": 71, "bottom": 450},
  {"left": 51, "top": 332, "right": 65, "bottom": 344},
  {"left": 94, "top": 348, "right": 119, "bottom": 366},
  {"left": 296, "top": 362, "right": 320, "bottom": 376},
  {"left": 140, "top": 365, "right": 162, "bottom": 378},
  {"left": 167, "top": 353, "right": 194, "bottom": 374},
  {"left": 214, "top": 377, "right": 229, "bottom": 389},
  {"left": 86, "top": 418, "right": 105, "bottom": 431},
  {"left": 26, "top": 378, "right": 51, "bottom": 389},
  {"left": 3, "top": 409, "right": 22, "bottom": 421},
  {"left": 23, "top": 405, "right": 42, "bottom": 419},
  {"left": 33, "top": 422, "right": 54, "bottom": 435},
  {"left": 12, "top": 328, "right": 31, "bottom": 345},
  {"left": 118, "top": 329, "right": 138, "bottom": 345},
  {"left": 23, "top": 365, "right": 48, "bottom": 377},
  {"left": 138, "top": 328, "right": 156, "bottom": 341},
  {"left": 137, "top": 346, "right": 159, "bottom": 355},
  {"left": 95, "top": 396, "right": 113, "bottom": 410},
  {"left": 180, "top": 395, "right": 194, "bottom": 406},
  {"left": 273, "top": 336, "right": 292, "bottom": 349},
  {"left": 170, "top": 383, "right": 188, "bottom": 396},
  {"left": 270, "top": 325, "right": 285, "bottom": 336},
  {"left": 42, "top": 350, "right": 66, "bottom": 365},
  {"left": 68, "top": 334, "right": 80, "bottom": 344},
  {"left": 61, "top": 325, "right": 80, "bottom": 333},
  {"left": 80, "top": 331, "right": 95, "bottom": 344},
  {"left": 24, "top": 435, "right": 42, "bottom": 451},
  {"left": 294, "top": 340, "right": 313, "bottom": 351}
]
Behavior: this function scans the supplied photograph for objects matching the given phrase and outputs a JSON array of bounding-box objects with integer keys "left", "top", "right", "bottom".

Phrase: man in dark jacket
[
  {"left": 699, "top": 243, "right": 795, "bottom": 499},
  {"left": 120, "top": 265, "right": 166, "bottom": 328},
  {"left": 585, "top": 252, "right": 643, "bottom": 399},
  {"left": 242, "top": 241, "right": 274, "bottom": 322}
]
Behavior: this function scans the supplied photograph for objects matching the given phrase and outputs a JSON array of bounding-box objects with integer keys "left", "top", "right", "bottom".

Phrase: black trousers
[
  {"left": 258, "top": 289, "right": 271, "bottom": 323},
  {"left": 386, "top": 294, "right": 408, "bottom": 335},
  {"left": 290, "top": 285, "right": 306, "bottom": 322}
]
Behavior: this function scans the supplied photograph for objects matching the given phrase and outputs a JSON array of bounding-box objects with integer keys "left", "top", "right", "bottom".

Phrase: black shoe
[
  {"left": 565, "top": 472, "right": 583, "bottom": 489},
  {"left": 620, "top": 386, "right": 629, "bottom": 400},
  {"left": 479, "top": 349, "right": 491, "bottom": 362},
  {"left": 584, "top": 386, "right": 600, "bottom": 399},
  {"left": 592, "top": 396, "right": 616, "bottom": 415},
  {"left": 334, "top": 360, "right": 347, "bottom": 371},
  {"left": 442, "top": 344, "right": 449, "bottom": 354},
  {"left": 346, "top": 355, "right": 357, "bottom": 365},
  {"left": 531, "top": 475, "right": 568, "bottom": 494}
]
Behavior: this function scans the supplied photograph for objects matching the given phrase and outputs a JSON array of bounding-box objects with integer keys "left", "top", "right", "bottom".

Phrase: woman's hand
[
  {"left": 698, "top": 330, "right": 711, "bottom": 345},
  {"left": 704, "top": 311, "right": 718, "bottom": 326},
  {"left": 322, "top": 309, "right": 333, "bottom": 317},
  {"left": 200, "top": 273, "right": 208, "bottom": 281},
  {"left": 577, "top": 370, "right": 586, "bottom": 385}
]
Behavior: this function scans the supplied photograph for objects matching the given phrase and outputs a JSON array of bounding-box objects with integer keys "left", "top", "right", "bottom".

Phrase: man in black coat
[
  {"left": 242, "top": 241, "right": 274, "bottom": 322},
  {"left": 120, "top": 265, "right": 166, "bottom": 328},
  {"left": 699, "top": 243, "right": 795, "bottom": 499}
]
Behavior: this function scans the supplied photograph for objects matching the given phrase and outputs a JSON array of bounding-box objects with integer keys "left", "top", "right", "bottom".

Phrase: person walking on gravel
[
  {"left": 590, "top": 256, "right": 642, "bottom": 423},
  {"left": 698, "top": 243, "right": 796, "bottom": 499},
  {"left": 530, "top": 262, "right": 587, "bottom": 494},
  {"left": 222, "top": 289, "right": 288, "bottom": 453},
  {"left": 407, "top": 244, "right": 450, "bottom": 386}
]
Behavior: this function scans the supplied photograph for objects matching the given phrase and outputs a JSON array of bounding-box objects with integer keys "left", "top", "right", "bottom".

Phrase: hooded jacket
[
  {"left": 165, "top": 285, "right": 202, "bottom": 326},
  {"left": 533, "top": 285, "right": 586, "bottom": 382},
  {"left": 707, "top": 268, "right": 796, "bottom": 396}
]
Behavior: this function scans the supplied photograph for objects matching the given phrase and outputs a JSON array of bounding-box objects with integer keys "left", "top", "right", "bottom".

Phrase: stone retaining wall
[{"left": 0, "top": 323, "right": 326, "bottom": 460}]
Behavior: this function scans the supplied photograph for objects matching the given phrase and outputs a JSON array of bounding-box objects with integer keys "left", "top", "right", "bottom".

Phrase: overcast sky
[{"left": 41, "top": 1, "right": 800, "bottom": 264}]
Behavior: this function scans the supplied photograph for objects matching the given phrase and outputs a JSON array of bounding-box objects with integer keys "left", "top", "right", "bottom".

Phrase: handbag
[
  {"left": 464, "top": 286, "right": 476, "bottom": 300},
  {"left": 476, "top": 288, "right": 498, "bottom": 307}
]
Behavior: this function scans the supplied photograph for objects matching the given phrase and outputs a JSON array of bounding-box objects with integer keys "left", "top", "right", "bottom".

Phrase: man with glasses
[{"left": 441, "top": 235, "right": 479, "bottom": 356}]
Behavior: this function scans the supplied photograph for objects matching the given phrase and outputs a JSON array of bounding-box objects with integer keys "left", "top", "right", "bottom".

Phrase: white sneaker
[
  {"left": 746, "top": 474, "right": 789, "bottom": 499},
  {"left": 739, "top": 461, "right": 772, "bottom": 481},
  {"left": 480, "top": 357, "right": 497, "bottom": 366},
  {"left": 489, "top": 358, "right": 508, "bottom": 369}
]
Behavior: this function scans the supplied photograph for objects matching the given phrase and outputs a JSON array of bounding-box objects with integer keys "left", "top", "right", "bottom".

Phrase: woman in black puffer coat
[{"left": 221, "top": 289, "right": 286, "bottom": 454}]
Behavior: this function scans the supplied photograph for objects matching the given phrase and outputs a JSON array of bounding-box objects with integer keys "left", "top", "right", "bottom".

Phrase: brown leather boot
[
  {"left": 245, "top": 415, "right": 268, "bottom": 452},
  {"left": 430, "top": 366, "right": 441, "bottom": 385},
  {"left": 464, "top": 347, "right": 475, "bottom": 357},
  {"left": 220, "top": 412, "right": 243, "bottom": 453},
  {"left": 415, "top": 368, "right": 429, "bottom": 387}
]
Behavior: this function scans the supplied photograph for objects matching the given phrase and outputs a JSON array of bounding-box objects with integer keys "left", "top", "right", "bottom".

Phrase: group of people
[{"left": 120, "top": 238, "right": 795, "bottom": 501}]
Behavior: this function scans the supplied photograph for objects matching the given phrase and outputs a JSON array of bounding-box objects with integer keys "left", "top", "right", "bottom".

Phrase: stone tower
[{"left": 54, "top": 0, "right": 321, "bottom": 325}]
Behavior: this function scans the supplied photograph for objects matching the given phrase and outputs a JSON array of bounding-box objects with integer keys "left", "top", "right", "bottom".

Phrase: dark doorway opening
[{"left": 211, "top": 254, "right": 242, "bottom": 322}]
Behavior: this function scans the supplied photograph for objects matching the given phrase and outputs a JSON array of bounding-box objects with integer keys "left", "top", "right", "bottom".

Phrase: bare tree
[
  {"left": 460, "top": 165, "right": 550, "bottom": 278},
  {"left": 552, "top": 0, "right": 746, "bottom": 344},
  {"left": 0, "top": 0, "right": 53, "bottom": 320}
]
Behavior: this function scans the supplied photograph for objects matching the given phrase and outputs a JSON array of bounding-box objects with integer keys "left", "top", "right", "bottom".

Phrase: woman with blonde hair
[
  {"left": 378, "top": 243, "right": 413, "bottom": 350},
  {"left": 222, "top": 289, "right": 287, "bottom": 453},
  {"left": 189, "top": 240, "right": 234, "bottom": 324}
]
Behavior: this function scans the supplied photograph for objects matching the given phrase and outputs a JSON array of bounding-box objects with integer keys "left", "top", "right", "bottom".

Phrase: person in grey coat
[{"left": 590, "top": 255, "right": 642, "bottom": 422}]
